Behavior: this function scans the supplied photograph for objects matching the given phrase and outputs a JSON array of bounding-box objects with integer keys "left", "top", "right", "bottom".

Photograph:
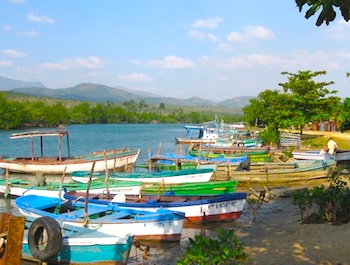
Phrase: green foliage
[
  {"left": 292, "top": 167, "right": 350, "bottom": 224},
  {"left": 243, "top": 70, "right": 341, "bottom": 144},
  {"left": 296, "top": 0, "right": 350, "bottom": 26},
  {"left": 177, "top": 228, "right": 247, "bottom": 265}
]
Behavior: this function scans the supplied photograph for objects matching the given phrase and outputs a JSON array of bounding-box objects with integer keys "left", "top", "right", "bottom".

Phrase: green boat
[
  {"left": 141, "top": 180, "right": 238, "bottom": 196},
  {"left": 188, "top": 150, "right": 271, "bottom": 162}
]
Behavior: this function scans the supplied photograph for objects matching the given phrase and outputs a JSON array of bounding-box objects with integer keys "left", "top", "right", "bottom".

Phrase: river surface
[{"left": 0, "top": 123, "right": 252, "bottom": 264}]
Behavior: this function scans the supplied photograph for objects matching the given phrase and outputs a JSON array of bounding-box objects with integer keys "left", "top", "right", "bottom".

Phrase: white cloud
[
  {"left": 0, "top": 60, "right": 13, "bottom": 67},
  {"left": 2, "top": 49, "right": 26, "bottom": 58},
  {"left": 3, "top": 24, "right": 13, "bottom": 32},
  {"left": 8, "top": 0, "right": 25, "bottom": 3},
  {"left": 27, "top": 13, "right": 55, "bottom": 24},
  {"left": 188, "top": 30, "right": 219, "bottom": 42},
  {"left": 228, "top": 25, "right": 275, "bottom": 42},
  {"left": 133, "top": 55, "right": 195, "bottom": 69},
  {"left": 40, "top": 56, "right": 106, "bottom": 71},
  {"left": 324, "top": 19, "right": 350, "bottom": 40},
  {"left": 24, "top": 30, "right": 39, "bottom": 37},
  {"left": 217, "top": 43, "right": 233, "bottom": 52},
  {"left": 118, "top": 73, "right": 152, "bottom": 82},
  {"left": 191, "top": 17, "right": 223, "bottom": 29}
]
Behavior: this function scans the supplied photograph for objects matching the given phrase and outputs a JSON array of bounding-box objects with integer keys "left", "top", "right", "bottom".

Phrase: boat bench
[
  {"left": 28, "top": 198, "right": 61, "bottom": 210},
  {"left": 60, "top": 207, "right": 107, "bottom": 219},
  {"left": 97, "top": 212, "right": 131, "bottom": 222}
]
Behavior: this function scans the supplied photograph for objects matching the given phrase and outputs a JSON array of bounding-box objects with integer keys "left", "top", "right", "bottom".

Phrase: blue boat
[
  {"left": 22, "top": 215, "right": 133, "bottom": 264},
  {"left": 16, "top": 194, "right": 185, "bottom": 242}
]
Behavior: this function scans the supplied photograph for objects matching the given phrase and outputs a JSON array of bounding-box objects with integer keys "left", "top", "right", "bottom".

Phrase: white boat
[
  {"left": 175, "top": 125, "right": 219, "bottom": 144},
  {"left": 71, "top": 168, "right": 215, "bottom": 184},
  {"left": 292, "top": 150, "right": 332, "bottom": 160},
  {"left": 0, "top": 130, "right": 140, "bottom": 174},
  {"left": 335, "top": 149, "right": 350, "bottom": 162},
  {"left": 0, "top": 177, "right": 143, "bottom": 198},
  {"left": 16, "top": 195, "right": 186, "bottom": 242}
]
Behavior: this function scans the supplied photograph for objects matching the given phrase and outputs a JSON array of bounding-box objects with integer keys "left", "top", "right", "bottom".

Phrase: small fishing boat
[
  {"left": 15, "top": 195, "right": 185, "bottom": 242},
  {"left": 0, "top": 177, "right": 143, "bottom": 198},
  {"left": 187, "top": 149, "right": 271, "bottom": 162},
  {"left": 71, "top": 168, "right": 215, "bottom": 184},
  {"left": 292, "top": 150, "right": 332, "bottom": 160},
  {"left": 64, "top": 191, "right": 247, "bottom": 225},
  {"left": 141, "top": 180, "right": 238, "bottom": 196},
  {"left": 0, "top": 130, "right": 140, "bottom": 174},
  {"left": 174, "top": 125, "right": 219, "bottom": 144},
  {"left": 22, "top": 215, "right": 133, "bottom": 264},
  {"left": 212, "top": 159, "right": 336, "bottom": 185}
]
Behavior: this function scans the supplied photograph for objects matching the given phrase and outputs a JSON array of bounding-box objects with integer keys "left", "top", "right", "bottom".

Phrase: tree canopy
[
  {"left": 296, "top": 0, "right": 350, "bottom": 26},
  {"left": 243, "top": 70, "right": 341, "bottom": 140}
]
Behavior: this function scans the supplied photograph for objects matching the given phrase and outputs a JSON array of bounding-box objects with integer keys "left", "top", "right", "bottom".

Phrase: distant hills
[{"left": 0, "top": 75, "right": 253, "bottom": 108}]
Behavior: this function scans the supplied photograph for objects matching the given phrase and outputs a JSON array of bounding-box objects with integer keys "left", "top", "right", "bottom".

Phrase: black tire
[{"left": 28, "top": 216, "right": 62, "bottom": 262}]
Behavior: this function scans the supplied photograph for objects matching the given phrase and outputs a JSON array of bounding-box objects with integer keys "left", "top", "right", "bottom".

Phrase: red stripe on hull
[
  {"left": 134, "top": 233, "right": 182, "bottom": 242},
  {"left": 184, "top": 211, "right": 243, "bottom": 225}
]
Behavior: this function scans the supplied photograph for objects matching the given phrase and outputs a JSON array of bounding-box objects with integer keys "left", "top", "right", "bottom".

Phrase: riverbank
[{"left": 127, "top": 196, "right": 350, "bottom": 265}]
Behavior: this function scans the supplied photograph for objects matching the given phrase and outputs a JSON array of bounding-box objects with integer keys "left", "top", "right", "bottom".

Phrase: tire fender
[{"left": 28, "top": 216, "right": 62, "bottom": 262}]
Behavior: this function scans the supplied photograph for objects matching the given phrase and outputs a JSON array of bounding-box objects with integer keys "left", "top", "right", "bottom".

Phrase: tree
[{"left": 296, "top": 0, "right": 350, "bottom": 26}]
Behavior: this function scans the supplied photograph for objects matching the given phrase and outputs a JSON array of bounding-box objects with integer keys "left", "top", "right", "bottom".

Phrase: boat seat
[
  {"left": 97, "top": 212, "right": 131, "bottom": 221},
  {"left": 29, "top": 198, "right": 61, "bottom": 210},
  {"left": 59, "top": 207, "right": 107, "bottom": 219}
]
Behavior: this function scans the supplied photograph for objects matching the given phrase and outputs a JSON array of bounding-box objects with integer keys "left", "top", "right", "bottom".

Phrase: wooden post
[
  {"left": 58, "top": 166, "right": 67, "bottom": 199},
  {"left": 84, "top": 162, "right": 96, "bottom": 227},
  {"left": 104, "top": 151, "right": 110, "bottom": 199}
]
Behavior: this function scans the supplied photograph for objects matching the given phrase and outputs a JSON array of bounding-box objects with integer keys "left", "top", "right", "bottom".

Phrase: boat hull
[{"left": 0, "top": 149, "right": 140, "bottom": 175}]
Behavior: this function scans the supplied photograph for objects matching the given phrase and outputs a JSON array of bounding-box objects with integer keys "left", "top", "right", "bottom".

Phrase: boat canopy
[{"left": 9, "top": 130, "right": 70, "bottom": 160}]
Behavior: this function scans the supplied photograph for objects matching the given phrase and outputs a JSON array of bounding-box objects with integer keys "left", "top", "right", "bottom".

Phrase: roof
[{"left": 10, "top": 130, "right": 69, "bottom": 140}]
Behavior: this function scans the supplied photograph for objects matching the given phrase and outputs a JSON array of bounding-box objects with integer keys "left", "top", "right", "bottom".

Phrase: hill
[{"left": 0, "top": 75, "right": 253, "bottom": 108}]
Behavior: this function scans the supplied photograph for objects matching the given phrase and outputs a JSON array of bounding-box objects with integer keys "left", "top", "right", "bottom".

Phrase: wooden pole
[
  {"left": 58, "top": 166, "right": 67, "bottom": 199},
  {"left": 84, "top": 162, "right": 95, "bottom": 227},
  {"left": 104, "top": 151, "right": 110, "bottom": 199}
]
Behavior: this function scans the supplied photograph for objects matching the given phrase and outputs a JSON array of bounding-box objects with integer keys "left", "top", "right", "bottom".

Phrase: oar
[{"left": 83, "top": 161, "right": 95, "bottom": 227}]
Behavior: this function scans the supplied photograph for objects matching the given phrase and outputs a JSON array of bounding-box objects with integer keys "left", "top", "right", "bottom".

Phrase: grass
[{"left": 300, "top": 134, "right": 350, "bottom": 150}]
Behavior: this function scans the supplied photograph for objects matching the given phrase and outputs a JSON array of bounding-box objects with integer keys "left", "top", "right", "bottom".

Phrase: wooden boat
[
  {"left": 141, "top": 180, "right": 238, "bottom": 195},
  {"left": 0, "top": 177, "right": 143, "bottom": 198},
  {"left": 212, "top": 159, "right": 336, "bottom": 184},
  {"left": 63, "top": 191, "right": 247, "bottom": 225},
  {"left": 187, "top": 149, "right": 271, "bottom": 162},
  {"left": 334, "top": 149, "right": 350, "bottom": 162},
  {"left": 71, "top": 168, "right": 215, "bottom": 184},
  {"left": 189, "top": 143, "right": 271, "bottom": 155},
  {"left": 22, "top": 215, "right": 133, "bottom": 264},
  {"left": 15, "top": 194, "right": 185, "bottom": 242},
  {"left": 0, "top": 130, "right": 140, "bottom": 174},
  {"left": 292, "top": 150, "right": 332, "bottom": 160}
]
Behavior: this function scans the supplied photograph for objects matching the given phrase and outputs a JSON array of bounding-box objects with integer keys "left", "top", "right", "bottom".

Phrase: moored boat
[
  {"left": 64, "top": 191, "right": 247, "bottom": 225},
  {"left": 22, "top": 215, "right": 133, "bottom": 264},
  {"left": 0, "top": 130, "right": 140, "bottom": 175},
  {"left": 0, "top": 177, "right": 143, "bottom": 198},
  {"left": 15, "top": 194, "right": 185, "bottom": 242},
  {"left": 71, "top": 168, "right": 215, "bottom": 184}
]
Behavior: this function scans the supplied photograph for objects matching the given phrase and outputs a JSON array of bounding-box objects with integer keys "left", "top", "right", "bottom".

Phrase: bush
[
  {"left": 176, "top": 228, "right": 247, "bottom": 265},
  {"left": 292, "top": 166, "right": 350, "bottom": 224}
]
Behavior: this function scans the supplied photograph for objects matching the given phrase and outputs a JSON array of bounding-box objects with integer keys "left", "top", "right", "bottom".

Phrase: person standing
[{"left": 327, "top": 137, "right": 338, "bottom": 157}]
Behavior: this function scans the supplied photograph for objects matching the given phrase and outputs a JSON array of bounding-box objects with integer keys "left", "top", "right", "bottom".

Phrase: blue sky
[{"left": 1, "top": 0, "right": 349, "bottom": 101}]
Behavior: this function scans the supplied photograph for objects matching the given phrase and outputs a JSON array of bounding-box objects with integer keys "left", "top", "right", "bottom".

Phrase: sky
[{"left": 1, "top": 0, "right": 350, "bottom": 102}]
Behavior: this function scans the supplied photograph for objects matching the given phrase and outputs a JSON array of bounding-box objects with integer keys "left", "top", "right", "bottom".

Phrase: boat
[
  {"left": 71, "top": 168, "right": 215, "bottom": 184},
  {"left": 187, "top": 149, "right": 272, "bottom": 162},
  {"left": 334, "top": 149, "right": 350, "bottom": 162},
  {"left": 63, "top": 191, "right": 247, "bottom": 225},
  {"left": 211, "top": 159, "right": 336, "bottom": 185},
  {"left": 292, "top": 149, "right": 332, "bottom": 160},
  {"left": 22, "top": 215, "right": 133, "bottom": 264},
  {"left": 189, "top": 143, "right": 271, "bottom": 155},
  {"left": 174, "top": 125, "right": 219, "bottom": 144},
  {"left": 0, "top": 130, "right": 140, "bottom": 174},
  {"left": 15, "top": 194, "right": 185, "bottom": 242},
  {"left": 0, "top": 177, "right": 143, "bottom": 198},
  {"left": 141, "top": 180, "right": 238, "bottom": 195}
]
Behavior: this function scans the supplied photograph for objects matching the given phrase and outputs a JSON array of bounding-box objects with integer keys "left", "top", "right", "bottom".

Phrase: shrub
[{"left": 176, "top": 228, "right": 247, "bottom": 265}]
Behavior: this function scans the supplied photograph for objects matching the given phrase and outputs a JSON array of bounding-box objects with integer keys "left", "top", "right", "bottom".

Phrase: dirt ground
[{"left": 127, "top": 195, "right": 350, "bottom": 265}]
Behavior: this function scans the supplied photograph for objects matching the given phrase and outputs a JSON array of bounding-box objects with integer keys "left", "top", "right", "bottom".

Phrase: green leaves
[{"left": 295, "top": 0, "right": 350, "bottom": 26}]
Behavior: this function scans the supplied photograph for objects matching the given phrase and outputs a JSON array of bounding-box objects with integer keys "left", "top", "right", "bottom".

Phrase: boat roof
[{"left": 10, "top": 130, "right": 68, "bottom": 139}]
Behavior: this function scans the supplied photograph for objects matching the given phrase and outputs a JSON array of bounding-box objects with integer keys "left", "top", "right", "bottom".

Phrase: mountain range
[{"left": 0, "top": 75, "right": 253, "bottom": 108}]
